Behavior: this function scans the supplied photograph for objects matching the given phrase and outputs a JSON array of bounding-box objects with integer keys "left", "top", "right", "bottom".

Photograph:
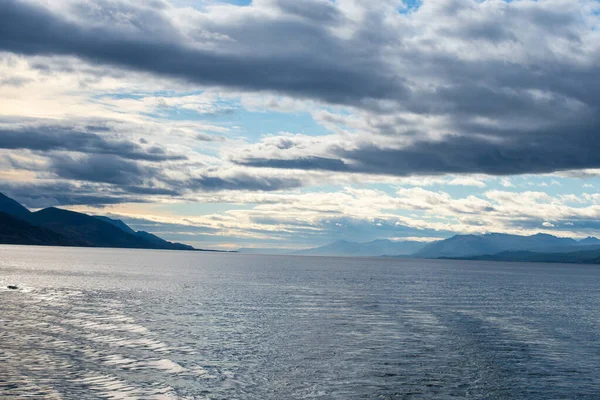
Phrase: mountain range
[
  {"left": 457, "top": 249, "right": 600, "bottom": 264},
  {"left": 292, "top": 239, "right": 426, "bottom": 257},
  {"left": 0, "top": 192, "right": 199, "bottom": 251},
  {"left": 4, "top": 190, "right": 600, "bottom": 264},
  {"left": 242, "top": 232, "right": 600, "bottom": 265},
  {"left": 413, "top": 233, "right": 589, "bottom": 259}
]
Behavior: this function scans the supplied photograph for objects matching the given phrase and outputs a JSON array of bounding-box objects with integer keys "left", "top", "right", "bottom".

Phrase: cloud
[
  {"left": 0, "top": 76, "right": 33, "bottom": 87},
  {"left": 185, "top": 174, "right": 303, "bottom": 192},
  {"left": 500, "top": 177, "right": 514, "bottom": 188},
  {"left": 233, "top": 116, "right": 600, "bottom": 176},
  {"left": 0, "top": 0, "right": 407, "bottom": 106},
  {"left": 0, "top": 123, "right": 186, "bottom": 162},
  {"left": 1, "top": 181, "right": 148, "bottom": 208},
  {"left": 3, "top": 0, "right": 600, "bottom": 246},
  {"left": 447, "top": 177, "right": 487, "bottom": 188},
  {"left": 49, "top": 154, "right": 155, "bottom": 185},
  {"left": 3, "top": 0, "right": 600, "bottom": 179}
]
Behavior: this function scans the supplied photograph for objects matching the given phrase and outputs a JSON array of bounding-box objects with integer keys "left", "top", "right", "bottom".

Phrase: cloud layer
[
  {"left": 2, "top": 0, "right": 600, "bottom": 247},
  {"left": 3, "top": 0, "right": 600, "bottom": 178}
]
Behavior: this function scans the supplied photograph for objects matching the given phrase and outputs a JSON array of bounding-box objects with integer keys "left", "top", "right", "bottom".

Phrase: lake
[{"left": 1, "top": 245, "right": 600, "bottom": 399}]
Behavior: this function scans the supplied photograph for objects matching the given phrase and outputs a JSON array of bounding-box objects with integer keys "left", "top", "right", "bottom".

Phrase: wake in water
[
  {"left": 2, "top": 248, "right": 600, "bottom": 399},
  {"left": 0, "top": 285, "right": 226, "bottom": 399}
]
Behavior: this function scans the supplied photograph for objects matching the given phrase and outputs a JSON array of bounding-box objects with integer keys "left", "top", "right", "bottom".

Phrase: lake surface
[{"left": 1, "top": 245, "right": 600, "bottom": 399}]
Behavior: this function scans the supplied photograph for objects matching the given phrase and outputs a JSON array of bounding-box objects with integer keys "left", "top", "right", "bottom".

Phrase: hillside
[
  {"left": 30, "top": 207, "right": 160, "bottom": 249},
  {"left": 0, "top": 211, "right": 82, "bottom": 247},
  {"left": 94, "top": 216, "right": 137, "bottom": 235},
  {"left": 0, "top": 192, "right": 199, "bottom": 251},
  {"left": 98, "top": 215, "right": 195, "bottom": 250},
  {"left": 0, "top": 193, "right": 33, "bottom": 222},
  {"left": 135, "top": 230, "right": 194, "bottom": 251}
]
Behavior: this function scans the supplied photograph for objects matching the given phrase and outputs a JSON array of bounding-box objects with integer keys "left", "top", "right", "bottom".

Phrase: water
[{"left": 1, "top": 245, "right": 600, "bottom": 399}]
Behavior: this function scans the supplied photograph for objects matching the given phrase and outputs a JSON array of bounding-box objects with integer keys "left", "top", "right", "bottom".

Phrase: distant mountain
[
  {"left": 414, "top": 232, "right": 584, "bottom": 259},
  {"left": 414, "top": 235, "right": 501, "bottom": 258},
  {"left": 482, "top": 233, "right": 577, "bottom": 250},
  {"left": 294, "top": 239, "right": 427, "bottom": 257},
  {"left": 0, "top": 192, "right": 200, "bottom": 251},
  {"left": 579, "top": 236, "right": 600, "bottom": 246},
  {"left": 461, "top": 249, "right": 600, "bottom": 264},
  {"left": 0, "top": 211, "right": 82, "bottom": 246}
]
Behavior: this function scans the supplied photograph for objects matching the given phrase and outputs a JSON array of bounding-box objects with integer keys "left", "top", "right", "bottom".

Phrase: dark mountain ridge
[
  {"left": 0, "top": 192, "right": 33, "bottom": 222},
  {"left": 31, "top": 207, "right": 159, "bottom": 249},
  {"left": 0, "top": 192, "right": 198, "bottom": 251},
  {"left": 94, "top": 216, "right": 137, "bottom": 236},
  {"left": 0, "top": 211, "right": 83, "bottom": 247},
  {"left": 96, "top": 215, "right": 194, "bottom": 250}
]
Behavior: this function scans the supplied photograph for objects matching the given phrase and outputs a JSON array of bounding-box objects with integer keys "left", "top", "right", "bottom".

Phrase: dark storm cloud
[
  {"left": 238, "top": 117, "right": 600, "bottom": 176},
  {"left": 49, "top": 154, "right": 155, "bottom": 185},
  {"left": 3, "top": 151, "right": 304, "bottom": 207},
  {"left": 276, "top": 0, "right": 340, "bottom": 23},
  {"left": 339, "top": 126, "right": 600, "bottom": 177},
  {"left": 242, "top": 157, "right": 348, "bottom": 172},
  {"left": 0, "top": 125, "right": 186, "bottom": 162},
  {"left": 0, "top": 0, "right": 406, "bottom": 106},
  {"left": 2, "top": 0, "right": 600, "bottom": 179},
  {"left": 185, "top": 174, "right": 304, "bottom": 192},
  {"left": 122, "top": 186, "right": 180, "bottom": 196},
  {"left": 1, "top": 182, "right": 148, "bottom": 208}
]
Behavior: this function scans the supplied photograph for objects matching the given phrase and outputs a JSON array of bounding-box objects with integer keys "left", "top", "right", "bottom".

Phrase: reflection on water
[{"left": 1, "top": 245, "right": 600, "bottom": 399}]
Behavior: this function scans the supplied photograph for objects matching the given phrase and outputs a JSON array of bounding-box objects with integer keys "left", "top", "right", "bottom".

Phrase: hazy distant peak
[
  {"left": 295, "top": 238, "right": 426, "bottom": 257},
  {"left": 578, "top": 236, "right": 600, "bottom": 245}
]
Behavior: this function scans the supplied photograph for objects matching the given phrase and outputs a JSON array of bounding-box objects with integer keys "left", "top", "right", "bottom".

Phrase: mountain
[
  {"left": 414, "top": 235, "right": 501, "bottom": 258},
  {"left": 30, "top": 207, "right": 162, "bottom": 249},
  {"left": 414, "top": 232, "right": 582, "bottom": 259},
  {"left": 0, "top": 212, "right": 83, "bottom": 246},
  {"left": 0, "top": 192, "right": 199, "bottom": 251},
  {"left": 461, "top": 248, "right": 600, "bottom": 264},
  {"left": 294, "top": 239, "right": 426, "bottom": 257},
  {"left": 94, "top": 216, "right": 137, "bottom": 236},
  {"left": 578, "top": 236, "right": 600, "bottom": 246},
  {"left": 0, "top": 192, "right": 33, "bottom": 222},
  {"left": 135, "top": 230, "right": 194, "bottom": 251},
  {"left": 482, "top": 233, "right": 577, "bottom": 250},
  {"left": 97, "top": 215, "right": 194, "bottom": 250}
]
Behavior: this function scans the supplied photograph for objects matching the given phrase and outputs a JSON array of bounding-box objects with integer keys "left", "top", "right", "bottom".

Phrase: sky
[{"left": 1, "top": 0, "right": 600, "bottom": 250}]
